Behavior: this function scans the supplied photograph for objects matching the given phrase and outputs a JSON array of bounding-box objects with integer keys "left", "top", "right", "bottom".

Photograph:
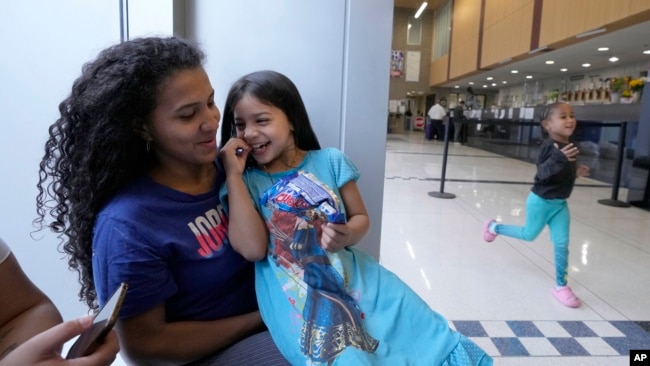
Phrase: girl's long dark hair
[
  {"left": 34, "top": 36, "right": 205, "bottom": 309},
  {"left": 220, "top": 70, "right": 321, "bottom": 158}
]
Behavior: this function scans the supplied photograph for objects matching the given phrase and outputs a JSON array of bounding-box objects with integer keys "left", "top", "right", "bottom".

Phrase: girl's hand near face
[{"left": 219, "top": 139, "right": 250, "bottom": 176}]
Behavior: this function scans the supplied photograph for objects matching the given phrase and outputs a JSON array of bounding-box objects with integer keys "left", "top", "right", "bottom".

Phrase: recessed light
[
  {"left": 486, "top": 76, "right": 493, "bottom": 80},
  {"left": 483, "top": 85, "right": 488, "bottom": 88},
  {"left": 491, "top": 83, "right": 497, "bottom": 86},
  {"left": 469, "top": 81, "right": 474, "bottom": 85},
  {"left": 582, "top": 63, "right": 591, "bottom": 67},
  {"left": 545, "top": 60, "right": 555, "bottom": 64},
  {"left": 454, "top": 85, "right": 459, "bottom": 88},
  {"left": 502, "top": 81, "right": 508, "bottom": 84},
  {"left": 609, "top": 57, "right": 619, "bottom": 62},
  {"left": 560, "top": 68, "right": 568, "bottom": 72},
  {"left": 598, "top": 47, "right": 609, "bottom": 51},
  {"left": 526, "top": 75, "right": 533, "bottom": 79},
  {"left": 511, "top": 70, "right": 519, "bottom": 74},
  {"left": 643, "top": 50, "right": 650, "bottom": 54}
]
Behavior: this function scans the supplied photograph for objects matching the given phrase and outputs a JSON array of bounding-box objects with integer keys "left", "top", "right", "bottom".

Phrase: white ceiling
[{"left": 393, "top": 1, "right": 650, "bottom": 91}]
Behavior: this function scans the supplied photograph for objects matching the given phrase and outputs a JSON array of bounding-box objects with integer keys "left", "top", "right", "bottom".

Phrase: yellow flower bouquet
[{"left": 629, "top": 78, "right": 645, "bottom": 93}]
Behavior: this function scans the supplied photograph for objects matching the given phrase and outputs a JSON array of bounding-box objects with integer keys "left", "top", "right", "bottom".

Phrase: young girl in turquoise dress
[{"left": 219, "top": 70, "right": 492, "bottom": 365}]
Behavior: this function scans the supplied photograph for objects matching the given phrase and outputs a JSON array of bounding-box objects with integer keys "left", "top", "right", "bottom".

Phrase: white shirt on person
[{"left": 427, "top": 104, "right": 446, "bottom": 120}]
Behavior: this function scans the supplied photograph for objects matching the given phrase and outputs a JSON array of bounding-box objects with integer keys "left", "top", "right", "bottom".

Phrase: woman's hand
[{"left": 1, "top": 316, "right": 120, "bottom": 366}]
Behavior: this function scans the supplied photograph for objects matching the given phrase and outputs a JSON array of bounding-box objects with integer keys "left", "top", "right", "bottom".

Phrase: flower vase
[{"left": 610, "top": 92, "right": 621, "bottom": 104}]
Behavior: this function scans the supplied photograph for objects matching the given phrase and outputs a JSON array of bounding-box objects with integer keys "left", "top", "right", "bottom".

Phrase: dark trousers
[
  {"left": 184, "top": 331, "right": 290, "bottom": 365},
  {"left": 426, "top": 119, "right": 444, "bottom": 140}
]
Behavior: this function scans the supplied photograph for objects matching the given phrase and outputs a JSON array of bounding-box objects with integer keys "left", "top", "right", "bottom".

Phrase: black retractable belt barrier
[{"left": 598, "top": 121, "right": 631, "bottom": 208}]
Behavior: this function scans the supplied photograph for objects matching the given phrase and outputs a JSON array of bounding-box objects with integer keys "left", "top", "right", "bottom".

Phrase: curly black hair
[{"left": 34, "top": 36, "right": 205, "bottom": 309}]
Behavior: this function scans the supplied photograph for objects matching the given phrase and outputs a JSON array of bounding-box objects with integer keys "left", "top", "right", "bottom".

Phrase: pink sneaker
[
  {"left": 551, "top": 286, "right": 581, "bottom": 308},
  {"left": 482, "top": 219, "right": 497, "bottom": 242}
]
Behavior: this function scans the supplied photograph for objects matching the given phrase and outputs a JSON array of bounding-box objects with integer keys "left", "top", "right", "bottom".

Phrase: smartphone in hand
[{"left": 66, "top": 282, "right": 128, "bottom": 359}]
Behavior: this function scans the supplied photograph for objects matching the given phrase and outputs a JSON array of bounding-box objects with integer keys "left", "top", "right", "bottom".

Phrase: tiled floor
[{"left": 379, "top": 132, "right": 650, "bottom": 365}]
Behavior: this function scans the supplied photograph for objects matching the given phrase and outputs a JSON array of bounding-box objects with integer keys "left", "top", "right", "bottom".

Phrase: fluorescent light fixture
[
  {"left": 414, "top": 2, "right": 428, "bottom": 19},
  {"left": 454, "top": 85, "right": 459, "bottom": 88},
  {"left": 491, "top": 83, "right": 497, "bottom": 86},
  {"left": 582, "top": 63, "right": 591, "bottom": 67},
  {"left": 486, "top": 76, "right": 493, "bottom": 80},
  {"left": 511, "top": 70, "right": 519, "bottom": 74},
  {"left": 502, "top": 81, "right": 508, "bottom": 84},
  {"left": 644, "top": 50, "right": 650, "bottom": 54},
  {"left": 609, "top": 57, "right": 619, "bottom": 62},
  {"left": 483, "top": 85, "right": 488, "bottom": 88},
  {"left": 526, "top": 75, "right": 533, "bottom": 79},
  {"left": 545, "top": 60, "right": 555, "bottom": 64},
  {"left": 469, "top": 81, "right": 474, "bottom": 85},
  {"left": 597, "top": 47, "right": 609, "bottom": 51},
  {"left": 576, "top": 27, "right": 606, "bottom": 38},
  {"left": 560, "top": 68, "right": 568, "bottom": 72}
]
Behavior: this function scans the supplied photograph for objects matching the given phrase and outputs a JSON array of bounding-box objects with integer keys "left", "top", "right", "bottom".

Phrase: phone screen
[{"left": 66, "top": 282, "right": 128, "bottom": 359}]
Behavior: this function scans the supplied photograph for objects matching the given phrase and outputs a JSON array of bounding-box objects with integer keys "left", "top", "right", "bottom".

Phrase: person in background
[
  {"left": 427, "top": 97, "right": 447, "bottom": 141},
  {"left": 34, "top": 37, "right": 288, "bottom": 365},
  {"left": 0, "top": 237, "right": 119, "bottom": 365},
  {"left": 453, "top": 100, "right": 467, "bottom": 144},
  {"left": 404, "top": 108, "right": 413, "bottom": 131},
  {"left": 465, "top": 87, "right": 481, "bottom": 119},
  {"left": 218, "top": 70, "right": 492, "bottom": 365},
  {"left": 482, "top": 102, "right": 590, "bottom": 308}
]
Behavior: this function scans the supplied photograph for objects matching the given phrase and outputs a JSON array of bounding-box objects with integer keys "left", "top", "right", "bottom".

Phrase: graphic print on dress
[
  {"left": 261, "top": 171, "right": 379, "bottom": 363},
  {"left": 267, "top": 210, "right": 378, "bottom": 363}
]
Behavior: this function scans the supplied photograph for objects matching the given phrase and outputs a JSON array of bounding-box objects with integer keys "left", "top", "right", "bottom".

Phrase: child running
[
  {"left": 219, "top": 70, "right": 492, "bottom": 365},
  {"left": 482, "top": 102, "right": 590, "bottom": 308}
]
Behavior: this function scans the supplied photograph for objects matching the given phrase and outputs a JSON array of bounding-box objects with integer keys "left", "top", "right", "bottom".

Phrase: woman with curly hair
[{"left": 34, "top": 36, "right": 288, "bottom": 365}]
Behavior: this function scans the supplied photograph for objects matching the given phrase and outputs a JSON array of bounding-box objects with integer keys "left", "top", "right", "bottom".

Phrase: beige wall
[
  {"left": 449, "top": 0, "right": 482, "bottom": 79},
  {"left": 481, "top": 0, "right": 534, "bottom": 68},
  {"left": 540, "top": 0, "right": 650, "bottom": 46},
  {"left": 389, "top": 7, "right": 434, "bottom": 100},
  {"left": 430, "top": 0, "right": 650, "bottom": 86}
]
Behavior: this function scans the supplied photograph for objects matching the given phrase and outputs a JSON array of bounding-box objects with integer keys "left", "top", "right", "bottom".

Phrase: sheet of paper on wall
[
  {"left": 405, "top": 51, "right": 420, "bottom": 82},
  {"left": 389, "top": 100, "right": 398, "bottom": 113}
]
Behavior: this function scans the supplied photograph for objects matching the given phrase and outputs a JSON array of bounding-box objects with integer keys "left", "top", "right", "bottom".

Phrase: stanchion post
[
  {"left": 429, "top": 116, "right": 456, "bottom": 199},
  {"left": 598, "top": 121, "right": 631, "bottom": 207}
]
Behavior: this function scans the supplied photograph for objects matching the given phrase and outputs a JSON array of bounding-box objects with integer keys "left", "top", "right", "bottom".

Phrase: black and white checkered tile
[{"left": 450, "top": 320, "right": 650, "bottom": 357}]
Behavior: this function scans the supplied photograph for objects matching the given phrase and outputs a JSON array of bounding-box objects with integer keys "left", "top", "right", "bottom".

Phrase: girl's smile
[{"left": 233, "top": 94, "right": 302, "bottom": 172}]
